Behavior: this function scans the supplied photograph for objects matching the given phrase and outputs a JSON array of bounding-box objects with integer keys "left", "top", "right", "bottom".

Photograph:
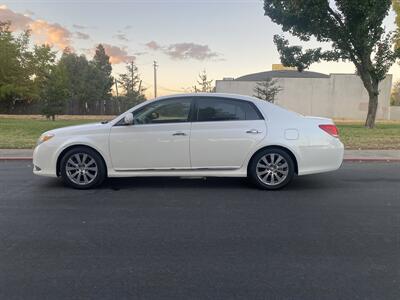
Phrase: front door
[{"left": 109, "top": 97, "right": 192, "bottom": 171}]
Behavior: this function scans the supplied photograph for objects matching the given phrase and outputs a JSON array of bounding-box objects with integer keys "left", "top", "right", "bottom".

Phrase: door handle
[
  {"left": 172, "top": 132, "right": 187, "bottom": 136},
  {"left": 246, "top": 129, "right": 262, "bottom": 134}
]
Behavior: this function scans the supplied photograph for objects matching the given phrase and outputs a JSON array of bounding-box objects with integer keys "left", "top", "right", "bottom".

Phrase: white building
[{"left": 216, "top": 70, "right": 393, "bottom": 120}]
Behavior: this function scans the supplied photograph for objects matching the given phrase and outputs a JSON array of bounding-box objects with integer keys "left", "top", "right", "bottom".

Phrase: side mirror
[{"left": 124, "top": 113, "right": 134, "bottom": 125}]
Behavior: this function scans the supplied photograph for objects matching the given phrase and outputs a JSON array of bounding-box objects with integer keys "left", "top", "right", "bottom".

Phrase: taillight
[{"left": 319, "top": 124, "right": 339, "bottom": 138}]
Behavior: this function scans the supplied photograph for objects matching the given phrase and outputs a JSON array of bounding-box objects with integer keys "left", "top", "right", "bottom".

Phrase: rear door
[{"left": 190, "top": 97, "right": 266, "bottom": 169}]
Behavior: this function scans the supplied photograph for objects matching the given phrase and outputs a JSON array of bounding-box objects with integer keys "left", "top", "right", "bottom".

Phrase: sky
[{"left": 1, "top": 0, "right": 400, "bottom": 98}]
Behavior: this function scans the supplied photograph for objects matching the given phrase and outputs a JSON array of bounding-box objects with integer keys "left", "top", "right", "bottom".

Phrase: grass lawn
[
  {"left": 337, "top": 122, "right": 400, "bottom": 150},
  {"left": 0, "top": 117, "right": 107, "bottom": 149},
  {"left": 0, "top": 116, "right": 399, "bottom": 150}
]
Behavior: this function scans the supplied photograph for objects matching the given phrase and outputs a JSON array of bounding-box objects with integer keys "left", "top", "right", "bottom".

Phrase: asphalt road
[{"left": 0, "top": 161, "right": 400, "bottom": 300}]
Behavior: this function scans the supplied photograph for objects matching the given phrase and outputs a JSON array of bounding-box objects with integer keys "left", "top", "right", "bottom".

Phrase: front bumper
[{"left": 33, "top": 144, "right": 58, "bottom": 177}]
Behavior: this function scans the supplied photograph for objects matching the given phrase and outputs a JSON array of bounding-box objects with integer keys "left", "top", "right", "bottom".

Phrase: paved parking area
[{"left": 0, "top": 161, "right": 400, "bottom": 299}]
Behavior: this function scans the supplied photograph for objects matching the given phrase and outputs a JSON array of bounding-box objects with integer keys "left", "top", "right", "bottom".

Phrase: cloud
[
  {"left": 75, "top": 31, "right": 90, "bottom": 40},
  {"left": 73, "top": 24, "right": 87, "bottom": 30},
  {"left": 102, "top": 44, "right": 135, "bottom": 64},
  {"left": 114, "top": 33, "right": 129, "bottom": 42},
  {"left": 29, "top": 20, "right": 72, "bottom": 50},
  {"left": 24, "top": 9, "right": 35, "bottom": 17},
  {"left": 134, "top": 51, "right": 148, "bottom": 56},
  {"left": 146, "top": 40, "right": 162, "bottom": 50},
  {"left": 166, "top": 43, "right": 219, "bottom": 60},
  {"left": 146, "top": 40, "right": 219, "bottom": 60},
  {"left": 0, "top": 5, "right": 31, "bottom": 30},
  {"left": 0, "top": 6, "right": 72, "bottom": 50}
]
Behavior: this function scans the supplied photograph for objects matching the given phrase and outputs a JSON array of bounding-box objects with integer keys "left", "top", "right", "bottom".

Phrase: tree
[
  {"left": 0, "top": 21, "right": 36, "bottom": 112},
  {"left": 32, "top": 45, "right": 57, "bottom": 97},
  {"left": 118, "top": 62, "right": 146, "bottom": 108},
  {"left": 92, "top": 44, "right": 113, "bottom": 114},
  {"left": 41, "top": 64, "right": 69, "bottom": 120},
  {"left": 253, "top": 78, "right": 283, "bottom": 103},
  {"left": 264, "top": 0, "right": 400, "bottom": 128},
  {"left": 59, "top": 49, "right": 98, "bottom": 114},
  {"left": 393, "top": 0, "right": 400, "bottom": 49},
  {"left": 193, "top": 70, "right": 214, "bottom": 93}
]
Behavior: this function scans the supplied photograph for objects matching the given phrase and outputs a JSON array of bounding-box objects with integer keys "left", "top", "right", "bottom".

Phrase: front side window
[
  {"left": 196, "top": 98, "right": 262, "bottom": 122},
  {"left": 132, "top": 98, "right": 192, "bottom": 124}
]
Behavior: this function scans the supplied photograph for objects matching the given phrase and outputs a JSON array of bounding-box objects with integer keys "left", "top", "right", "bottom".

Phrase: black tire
[
  {"left": 248, "top": 148, "right": 295, "bottom": 190},
  {"left": 60, "top": 146, "right": 106, "bottom": 189}
]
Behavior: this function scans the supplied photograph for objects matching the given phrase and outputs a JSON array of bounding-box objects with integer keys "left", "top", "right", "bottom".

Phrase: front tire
[
  {"left": 60, "top": 147, "right": 106, "bottom": 189},
  {"left": 249, "top": 148, "right": 295, "bottom": 190}
]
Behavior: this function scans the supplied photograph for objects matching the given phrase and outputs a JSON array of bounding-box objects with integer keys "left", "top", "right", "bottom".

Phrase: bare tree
[{"left": 193, "top": 70, "right": 214, "bottom": 93}]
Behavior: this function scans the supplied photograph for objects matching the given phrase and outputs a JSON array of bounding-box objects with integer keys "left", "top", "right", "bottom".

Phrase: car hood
[{"left": 44, "top": 122, "right": 110, "bottom": 137}]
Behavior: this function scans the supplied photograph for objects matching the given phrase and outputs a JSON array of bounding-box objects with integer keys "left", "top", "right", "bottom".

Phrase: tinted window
[
  {"left": 196, "top": 98, "right": 262, "bottom": 122},
  {"left": 132, "top": 98, "right": 191, "bottom": 124}
]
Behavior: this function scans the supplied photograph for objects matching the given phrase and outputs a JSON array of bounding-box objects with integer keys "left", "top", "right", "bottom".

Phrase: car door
[
  {"left": 190, "top": 97, "right": 266, "bottom": 169},
  {"left": 109, "top": 97, "right": 193, "bottom": 171}
]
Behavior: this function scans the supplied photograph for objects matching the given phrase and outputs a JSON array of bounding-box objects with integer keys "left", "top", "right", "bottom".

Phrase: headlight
[{"left": 37, "top": 133, "right": 55, "bottom": 145}]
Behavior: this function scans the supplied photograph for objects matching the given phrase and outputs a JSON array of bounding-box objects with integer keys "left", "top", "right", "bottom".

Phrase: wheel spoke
[
  {"left": 74, "top": 154, "right": 82, "bottom": 164},
  {"left": 86, "top": 159, "right": 95, "bottom": 167}
]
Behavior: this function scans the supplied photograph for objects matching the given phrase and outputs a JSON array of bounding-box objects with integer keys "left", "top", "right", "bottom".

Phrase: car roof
[{"left": 154, "top": 93, "right": 265, "bottom": 105}]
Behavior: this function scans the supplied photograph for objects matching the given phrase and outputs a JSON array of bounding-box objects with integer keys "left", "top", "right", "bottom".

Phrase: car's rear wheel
[
  {"left": 249, "top": 148, "right": 295, "bottom": 190},
  {"left": 60, "top": 147, "right": 106, "bottom": 189}
]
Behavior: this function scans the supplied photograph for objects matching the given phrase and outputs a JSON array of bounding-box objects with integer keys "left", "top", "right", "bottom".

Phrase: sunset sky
[{"left": 1, "top": 0, "right": 399, "bottom": 98}]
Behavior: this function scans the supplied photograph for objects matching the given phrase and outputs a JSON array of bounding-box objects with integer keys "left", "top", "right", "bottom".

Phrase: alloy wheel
[
  {"left": 65, "top": 153, "right": 98, "bottom": 185},
  {"left": 256, "top": 153, "right": 289, "bottom": 186}
]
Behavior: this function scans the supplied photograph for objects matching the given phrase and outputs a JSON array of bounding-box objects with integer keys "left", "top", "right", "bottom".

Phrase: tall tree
[
  {"left": 264, "top": 0, "right": 400, "bottom": 128},
  {"left": 0, "top": 21, "right": 35, "bottom": 112},
  {"left": 92, "top": 44, "right": 113, "bottom": 113},
  {"left": 253, "top": 78, "right": 283, "bottom": 103},
  {"left": 59, "top": 49, "right": 98, "bottom": 114},
  {"left": 32, "top": 45, "right": 57, "bottom": 97},
  {"left": 41, "top": 64, "right": 69, "bottom": 120},
  {"left": 118, "top": 62, "right": 146, "bottom": 107}
]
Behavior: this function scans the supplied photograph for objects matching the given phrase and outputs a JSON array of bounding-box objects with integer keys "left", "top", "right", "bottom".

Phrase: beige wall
[
  {"left": 216, "top": 74, "right": 392, "bottom": 120},
  {"left": 389, "top": 106, "right": 400, "bottom": 121}
]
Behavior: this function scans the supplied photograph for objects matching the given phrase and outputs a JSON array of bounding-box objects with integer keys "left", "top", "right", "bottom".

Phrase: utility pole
[
  {"left": 153, "top": 60, "right": 158, "bottom": 98},
  {"left": 114, "top": 78, "right": 120, "bottom": 113},
  {"left": 114, "top": 78, "right": 119, "bottom": 97},
  {"left": 138, "top": 80, "right": 142, "bottom": 95},
  {"left": 131, "top": 61, "right": 135, "bottom": 93}
]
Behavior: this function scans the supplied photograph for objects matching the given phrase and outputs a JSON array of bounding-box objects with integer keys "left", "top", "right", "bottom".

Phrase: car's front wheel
[
  {"left": 249, "top": 148, "right": 295, "bottom": 190},
  {"left": 60, "top": 147, "right": 106, "bottom": 189}
]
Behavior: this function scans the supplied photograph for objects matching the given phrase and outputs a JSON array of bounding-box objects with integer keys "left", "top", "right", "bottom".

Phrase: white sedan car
[{"left": 33, "top": 93, "right": 344, "bottom": 190}]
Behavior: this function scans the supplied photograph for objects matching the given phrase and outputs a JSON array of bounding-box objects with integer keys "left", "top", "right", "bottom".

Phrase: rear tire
[
  {"left": 249, "top": 148, "right": 295, "bottom": 190},
  {"left": 60, "top": 147, "right": 106, "bottom": 189}
]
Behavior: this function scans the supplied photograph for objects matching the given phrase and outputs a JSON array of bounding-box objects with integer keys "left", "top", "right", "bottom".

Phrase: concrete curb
[{"left": 343, "top": 157, "right": 400, "bottom": 162}]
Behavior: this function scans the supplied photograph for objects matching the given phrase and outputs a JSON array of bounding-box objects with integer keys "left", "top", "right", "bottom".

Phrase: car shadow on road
[
  {"left": 39, "top": 174, "right": 336, "bottom": 192},
  {"left": 99, "top": 175, "right": 335, "bottom": 192}
]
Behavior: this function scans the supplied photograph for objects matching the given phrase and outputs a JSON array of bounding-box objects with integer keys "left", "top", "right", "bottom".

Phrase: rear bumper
[{"left": 297, "top": 139, "right": 344, "bottom": 176}]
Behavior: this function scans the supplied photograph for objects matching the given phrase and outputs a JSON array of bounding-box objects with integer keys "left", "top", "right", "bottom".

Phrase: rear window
[{"left": 196, "top": 98, "right": 262, "bottom": 122}]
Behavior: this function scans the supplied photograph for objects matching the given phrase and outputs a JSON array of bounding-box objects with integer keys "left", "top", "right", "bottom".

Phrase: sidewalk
[{"left": 1, "top": 149, "right": 400, "bottom": 162}]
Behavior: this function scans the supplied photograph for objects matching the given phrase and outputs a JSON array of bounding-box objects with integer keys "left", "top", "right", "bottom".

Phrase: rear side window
[{"left": 195, "top": 98, "right": 262, "bottom": 122}]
